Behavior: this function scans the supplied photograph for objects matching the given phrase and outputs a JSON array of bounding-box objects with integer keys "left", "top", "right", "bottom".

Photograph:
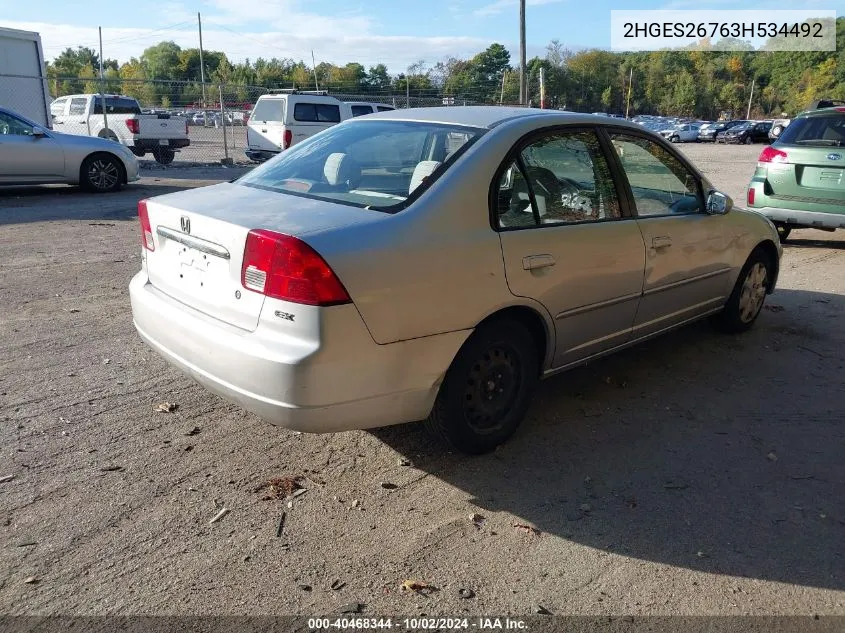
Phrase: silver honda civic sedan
[
  {"left": 0, "top": 107, "right": 139, "bottom": 192},
  {"left": 129, "top": 107, "right": 781, "bottom": 454}
]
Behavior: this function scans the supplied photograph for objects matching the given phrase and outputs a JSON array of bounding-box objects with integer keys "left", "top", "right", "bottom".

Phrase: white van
[
  {"left": 347, "top": 102, "right": 396, "bottom": 117},
  {"left": 245, "top": 90, "right": 352, "bottom": 162}
]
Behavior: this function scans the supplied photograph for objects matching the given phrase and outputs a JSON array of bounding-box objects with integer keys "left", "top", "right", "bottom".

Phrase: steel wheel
[
  {"left": 738, "top": 262, "right": 768, "bottom": 323},
  {"left": 462, "top": 344, "right": 521, "bottom": 435},
  {"left": 425, "top": 318, "right": 539, "bottom": 454}
]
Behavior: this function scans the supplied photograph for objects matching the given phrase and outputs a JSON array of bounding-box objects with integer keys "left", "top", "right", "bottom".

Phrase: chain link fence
[{"left": 2, "top": 74, "right": 523, "bottom": 167}]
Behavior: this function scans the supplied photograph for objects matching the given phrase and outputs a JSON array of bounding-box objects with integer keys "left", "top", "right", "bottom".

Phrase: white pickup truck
[{"left": 50, "top": 93, "right": 189, "bottom": 164}]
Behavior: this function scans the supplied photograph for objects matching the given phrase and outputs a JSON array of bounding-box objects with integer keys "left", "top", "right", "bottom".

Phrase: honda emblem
[{"left": 180, "top": 216, "right": 191, "bottom": 234}]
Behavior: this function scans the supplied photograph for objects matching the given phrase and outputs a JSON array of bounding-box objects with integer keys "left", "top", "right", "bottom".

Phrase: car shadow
[
  {"left": 784, "top": 235, "right": 845, "bottom": 250},
  {"left": 373, "top": 288, "right": 845, "bottom": 591},
  {"left": 0, "top": 182, "right": 187, "bottom": 225}
]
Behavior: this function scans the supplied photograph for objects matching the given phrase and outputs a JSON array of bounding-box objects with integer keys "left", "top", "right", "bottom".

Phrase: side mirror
[
  {"left": 706, "top": 190, "right": 732, "bottom": 215},
  {"left": 31, "top": 127, "right": 46, "bottom": 138}
]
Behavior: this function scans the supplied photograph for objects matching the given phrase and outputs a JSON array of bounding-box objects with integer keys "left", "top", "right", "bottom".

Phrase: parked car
[
  {"left": 129, "top": 106, "right": 782, "bottom": 454},
  {"left": 659, "top": 123, "right": 701, "bottom": 142},
  {"left": 347, "top": 102, "right": 396, "bottom": 117},
  {"left": 245, "top": 89, "right": 353, "bottom": 162},
  {"left": 191, "top": 112, "right": 207, "bottom": 126},
  {"left": 717, "top": 121, "right": 772, "bottom": 144},
  {"left": 770, "top": 99, "right": 845, "bottom": 141},
  {"left": 0, "top": 106, "right": 139, "bottom": 192},
  {"left": 746, "top": 105, "right": 845, "bottom": 242},
  {"left": 50, "top": 94, "right": 190, "bottom": 164},
  {"left": 700, "top": 120, "right": 747, "bottom": 142}
]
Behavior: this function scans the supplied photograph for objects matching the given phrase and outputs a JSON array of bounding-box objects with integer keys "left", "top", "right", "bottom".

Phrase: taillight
[
  {"left": 758, "top": 146, "right": 788, "bottom": 163},
  {"left": 283, "top": 129, "right": 292, "bottom": 149},
  {"left": 747, "top": 187, "right": 755, "bottom": 206},
  {"left": 138, "top": 199, "right": 154, "bottom": 251},
  {"left": 126, "top": 118, "right": 140, "bottom": 134},
  {"left": 241, "top": 229, "right": 350, "bottom": 306}
]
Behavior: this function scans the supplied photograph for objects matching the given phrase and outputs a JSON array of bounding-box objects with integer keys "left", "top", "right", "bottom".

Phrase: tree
[{"left": 141, "top": 41, "right": 182, "bottom": 80}]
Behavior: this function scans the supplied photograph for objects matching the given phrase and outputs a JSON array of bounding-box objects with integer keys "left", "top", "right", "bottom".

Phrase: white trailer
[{"left": 0, "top": 27, "right": 52, "bottom": 128}]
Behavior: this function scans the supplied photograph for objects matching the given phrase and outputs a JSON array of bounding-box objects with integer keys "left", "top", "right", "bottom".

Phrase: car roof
[
  {"left": 349, "top": 106, "right": 644, "bottom": 130},
  {"left": 799, "top": 106, "right": 845, "bottom": 118}
]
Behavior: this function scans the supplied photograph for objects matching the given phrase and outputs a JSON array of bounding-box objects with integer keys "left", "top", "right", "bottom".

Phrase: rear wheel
[
  {"left": 775, "top": 223, "right": 791, "bottom": 242},
  {"left": 425, "top": 319, "right": 539, "bottom": 455},
  {"left": 670, "top": 135, "right": 679, "bottom": 143},
  {"left": 771, "top": 125, "right": 784, "bottom": 137},
  {"left": 711, "top": 247, "right": 772, "bottom": 334},
  {"left": 153, "top": 147, "right": 175, "bottom": 165},
  {"left": 81, "top": 154, "right": 123, "bottom": 193},
  {"left": 130, "top": 147, "right": 146, "bottom": 157},
  {"left": 744, "top": 136, "right": 753, "bottom": 145}
]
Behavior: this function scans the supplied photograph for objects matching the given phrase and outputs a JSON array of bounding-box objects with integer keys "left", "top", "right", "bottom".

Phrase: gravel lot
[{"left": 1, "top": 142, "right": 844, "bottom": 617}]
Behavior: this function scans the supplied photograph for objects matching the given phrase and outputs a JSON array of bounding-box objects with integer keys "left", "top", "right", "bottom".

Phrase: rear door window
[
  {"left": 68, "top": 98, "right": 87, "bottom": 116},
  {"left": 351, "top": 105, "right": 373, "bottom": 117},
  {"left": 294, "top": 102, "right": 341, "bottom": 123}
]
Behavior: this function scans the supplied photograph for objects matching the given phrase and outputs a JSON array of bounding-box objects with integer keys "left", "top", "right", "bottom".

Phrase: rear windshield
[
  {"left": 237, "top": 120, "right": 483, "bottom": 211},
  {"left": 92, "top": 97, "right": 141, "bottom": 115},
  {"left": 778, "top": 113, "right": 845, "bottom": 147},
  {"left": 251, "top": 98, "right": 285, "bottom": 123}
]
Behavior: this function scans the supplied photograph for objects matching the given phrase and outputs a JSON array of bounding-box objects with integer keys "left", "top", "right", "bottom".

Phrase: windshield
[
  {"left": 778, "top": 113, "right": 845, "bottom": 147},
  {"left": 237, "top": 120, "right": 483, "bottom": 210}
]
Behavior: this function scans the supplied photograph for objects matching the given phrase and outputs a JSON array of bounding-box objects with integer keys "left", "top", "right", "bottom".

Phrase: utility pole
[
  {"left": 539, "top": 67, "right": 545, "bottom": 109},
  {"left": 311, "top": 50, "right": 320, "bottom": 91},
  {"left": 746, "top": 78, "right": 755, "bottom": 120},
  {"left": 98, "top": 27, "right": 109, "bottom": 133},
  {"left": 519, "top": 0, "right": 527, "bottom": 106},
  {"left": 625, "top": 66, "right": 633, "bottom": 118},
  {"left": 198, "top": 12, "right": 206, "bottom": 108}
]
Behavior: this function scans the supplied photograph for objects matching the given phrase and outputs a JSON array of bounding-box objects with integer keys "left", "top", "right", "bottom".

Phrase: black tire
[
  {"left": 744, "top": 136, "right": 753, "bottom": 145},
  {"left": 775, "top": 223, "right": 791, "bottom": 242},
  {"left": 80, "top": 153, "right": 123, "bottom": 193},
  {"left": 98, "top": 130, "right": 119, "bottom": 143},
  {"left": 671, "top": 135, "right": 679, "bottom": 143},
  {"left": 152, "top": 147, "right": 176, "bottom": 165},
  {"left": 711, "top": 246, "right": 772, "bottom": 334},
  {"left": 130, "top": 147, "right": 146, "bottom": 158},
  {"left": 771, "top": 125, "right": 783, "bottom": 137},
  {"left": 425, "top": 319, "right": 539, "bottom": 455}
]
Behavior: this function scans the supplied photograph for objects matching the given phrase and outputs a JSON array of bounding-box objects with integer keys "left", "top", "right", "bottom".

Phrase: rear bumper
[
  {"left": 244, "top": 149, "right": 278, "bottom": 162},
  {"left": 129, "top": 271, "right": 468, "bottom": 432},
  {"left": 750, "top": 205, "right": 845, "bottom": 229},
  {"left": 134, "top": 138, "right": 190, "bottom": 151}
]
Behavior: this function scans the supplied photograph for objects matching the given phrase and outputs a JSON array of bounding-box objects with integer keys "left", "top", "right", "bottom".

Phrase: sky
[{"left": 3, "top": 0, "right": 836, "bottom": 73}]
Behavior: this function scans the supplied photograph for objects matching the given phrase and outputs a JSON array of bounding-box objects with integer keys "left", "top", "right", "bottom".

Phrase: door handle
[
  {"left": 652, "top": 236, "right": 672, "bottom": 249},
  {"left": 522, "top": 254, "right": 556, "bottom": 270}
]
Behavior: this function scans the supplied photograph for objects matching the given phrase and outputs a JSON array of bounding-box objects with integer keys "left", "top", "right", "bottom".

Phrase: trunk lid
[
  {"left": 143, "top": 182, "right": 383, "bottom": 331},
  {"left": 764, "top": 146, "right": 845, "bottom": 208}
]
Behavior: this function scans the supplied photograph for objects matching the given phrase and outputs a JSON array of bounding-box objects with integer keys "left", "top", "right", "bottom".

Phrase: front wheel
[
  {"left": 711, "top": 247, "right": 772, "bottom": 334},
  {"left": 81, "top": 154, "right": 123, "bottom": 193},
  {"left": 425, "top": 319, "right": 539, "bottom": 454}
]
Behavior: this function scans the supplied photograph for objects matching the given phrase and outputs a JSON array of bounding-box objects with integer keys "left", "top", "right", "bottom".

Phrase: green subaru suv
[{"left": 746, "top": 106, "right": 845, "bottom": 241}]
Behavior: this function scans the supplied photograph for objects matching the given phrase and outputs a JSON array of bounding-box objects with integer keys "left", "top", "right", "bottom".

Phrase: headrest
[
  {"left": 409, "top": 161, "right": 441, "bottom": 195},
  {"left": 324, "top": 153, "right": 361, "bottom": 187}
]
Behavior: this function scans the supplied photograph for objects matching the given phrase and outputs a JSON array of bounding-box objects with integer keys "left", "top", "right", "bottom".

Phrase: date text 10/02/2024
[{"left": 307, "top": 617, "right": 529, "bottom": 630}]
